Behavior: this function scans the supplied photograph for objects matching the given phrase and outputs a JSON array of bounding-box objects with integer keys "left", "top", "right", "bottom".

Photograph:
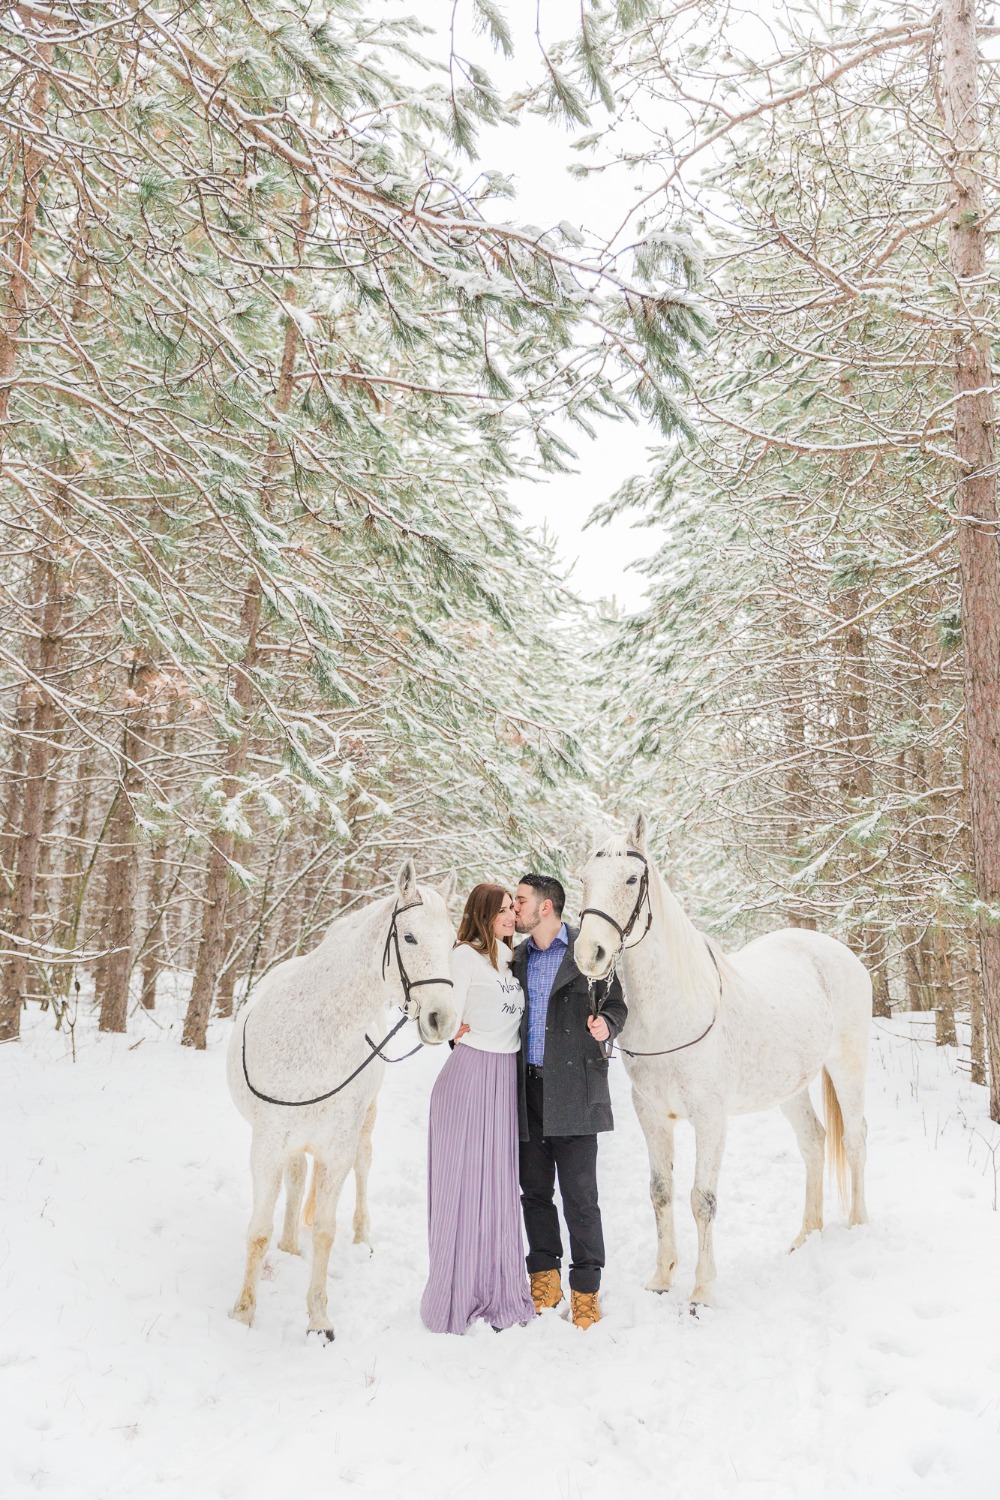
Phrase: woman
[{"left": 420, "top": 883, "right": 536, "bottom": 1334}]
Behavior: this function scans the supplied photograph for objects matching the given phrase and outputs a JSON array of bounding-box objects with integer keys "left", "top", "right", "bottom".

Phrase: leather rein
[
  {"left": 581, "top": 849, "right": 721, "bottom": 1060},
  {"left": 241, "top": 898, "right": 453, "bottom": 1108}
]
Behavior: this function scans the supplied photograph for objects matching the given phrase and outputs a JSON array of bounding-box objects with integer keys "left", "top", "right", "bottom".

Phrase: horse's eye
[
  {"left": 404, "top": 934, "right": 418, "bottom": 945},
  {"left": 626, "top": 876, "right": 638, "bottom": 886}
]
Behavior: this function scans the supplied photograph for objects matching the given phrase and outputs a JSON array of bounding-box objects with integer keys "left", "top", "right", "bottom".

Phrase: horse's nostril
[
  {"left": 424, "top": 1010, "right": 439, "bottom": 1034},
  {"left": 594, "top": 945, "right": 605, "bottom": 966}
]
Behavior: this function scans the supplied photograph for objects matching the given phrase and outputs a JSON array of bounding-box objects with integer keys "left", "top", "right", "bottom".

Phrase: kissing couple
[{"left": 419, "top": 875, "right": 627, "bottom": 1334}]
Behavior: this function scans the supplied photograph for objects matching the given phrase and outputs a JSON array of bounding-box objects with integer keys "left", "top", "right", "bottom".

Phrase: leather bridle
[
  {"left": 578, "top": 849, "right": 652, "bottom": 1058},
  {"left": 380, "top": 898, "right": 454, "bottom": 1021},
  {"left": 241, "top": 898, "right": 453, "bottom": 1108},
  {"left": 580, "top": 849, "right": 721, "bottom": 1060},
  {"left": 579, "top": 849, "right": 653, "bottom": 968}
]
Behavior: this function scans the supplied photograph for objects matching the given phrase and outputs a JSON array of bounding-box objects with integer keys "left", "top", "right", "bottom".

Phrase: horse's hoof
[
  {"left": 645, "top": 1275, "right": 674, "bottom": 1294},
  {"left": 278, "top": 1240, "right": 301, "bottom": 1257},
  {"left": 307, "top": 1327, "right": 335, "bottom": 1343},
  {"left": 230, "top": 1304, "right": 254, "bottom": 1327}
]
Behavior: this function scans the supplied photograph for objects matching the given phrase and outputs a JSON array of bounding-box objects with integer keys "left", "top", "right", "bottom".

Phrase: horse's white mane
[{"left": 594, "top": 834, "right": 727, "bottom": 1005}]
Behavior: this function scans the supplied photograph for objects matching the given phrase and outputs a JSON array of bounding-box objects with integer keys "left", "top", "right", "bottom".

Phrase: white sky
[{"left": 416, "top": 0, "right": 667, "bottom": 611}]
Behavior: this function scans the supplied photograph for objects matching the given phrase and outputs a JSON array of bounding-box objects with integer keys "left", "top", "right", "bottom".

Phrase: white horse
[
  {"left": 574, "top": 814, "right": 871, "bottom": 1306},
  {"left": 226, "top": 858, "right": 457, "bottom": 1339}
]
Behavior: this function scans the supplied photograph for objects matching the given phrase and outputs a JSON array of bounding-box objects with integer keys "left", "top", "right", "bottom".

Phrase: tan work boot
[
  {"left": 529, "top": 1269, "right": 563, "bottom": 1314},
  {"left": 571, "top": 1289, "right": 601, "bottom": 1330}
]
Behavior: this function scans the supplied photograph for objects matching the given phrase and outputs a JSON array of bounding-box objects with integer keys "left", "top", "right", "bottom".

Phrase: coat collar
[{"left": 513, "top": 924, "right": 580, "bottom": 993}]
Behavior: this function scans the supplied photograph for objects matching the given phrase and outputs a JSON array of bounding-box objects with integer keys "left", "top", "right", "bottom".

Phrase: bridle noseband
[{"left": 241, "top": 897, "right": 453, "bottom": 1108}]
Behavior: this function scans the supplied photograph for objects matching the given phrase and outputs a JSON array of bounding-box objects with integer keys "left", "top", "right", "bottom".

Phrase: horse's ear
[
  {"left": 436, "top": 870, "right": 458, "bottom": 911},
  {"left": 395, "top": 857, "right": 418, "bottom": 904},
  {"left": 627, "top": 812, "right": 649, "bottom": 852}
]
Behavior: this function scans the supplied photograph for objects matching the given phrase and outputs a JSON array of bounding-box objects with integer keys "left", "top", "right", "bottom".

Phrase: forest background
[{"left": 3, "top": 0, "right": 1000, "bottom": 1116}]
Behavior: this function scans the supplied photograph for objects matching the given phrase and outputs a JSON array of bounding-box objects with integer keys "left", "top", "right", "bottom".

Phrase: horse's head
[
  {"left": 389, "top": 859, "right": 459, "bottom": 1044},
  {"left": 574, "top": 813, "right": 651, "bottom": 981}
]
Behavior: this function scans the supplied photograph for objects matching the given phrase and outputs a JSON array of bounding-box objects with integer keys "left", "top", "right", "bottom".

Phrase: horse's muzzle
[
  {"left": 573, "top": 935, "right": 612, "bottom": 982},
  {"left": 417, "top": 997, "right": 456, "bottom": 1045}
]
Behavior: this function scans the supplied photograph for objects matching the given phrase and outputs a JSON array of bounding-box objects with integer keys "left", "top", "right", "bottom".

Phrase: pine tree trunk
[
  {"left": 861, "top": 927, "right": 892, "bottom": 1017},
  {"left": 900, "top": 925, "right": 932, "bottom": 1011},
  {"left": 53, "top": 756, "right": 91, "bottom": 940},
  {"left": 834, "top": 581, "right": 888, "bottom": 1010},
  {"left": 182, "top": 207, "right": 307, "bottom": 1048},
  {"left": 940, "top": 0, "right": 1000, "bottom": 1118},
  {"left": 781, "top": 611, "right": 817, "bottom": 929},
  {"left": 33, "top": 749, "right": 64, "bottom": 934},
  {"left": 1, "top": 681, "right": 35, "bottom": 897},
  {"left": 338, "top": 792, "right": 367, "bottom": 910},
  {"left": 933, "top": 920, "right": 958, "bottom": 1046},
  {"left": 139, "top": 849, "right": 165, "bottom": 1011},
  {"left": 97, "top": 667, "right": 151, "bottom": 1032},
  {"left": 181, "top": 581, "right": 262, "bottom": 1048},
  {"left": 214, "top": 897, "right": 241, "bottom": 1019},
  {"left": 0, "top": 551, "right": 64, "bottom": 1038},
  {"left": 97, "top": 788, "right": 139, "bottom": 1033},
  {"left": 0, "top": 38, "right": 52, "bottom": 433},
  {"left": 137, "top": 725, "right": 180, "bottom": 1012},
  {"left": 969, "top": 939, "right": 987, "bottom": 1086}
]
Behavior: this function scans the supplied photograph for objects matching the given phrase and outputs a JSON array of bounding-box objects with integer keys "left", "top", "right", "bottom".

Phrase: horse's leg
[
  {"left": 825, "top": 1058, "right": 868, "bottom": 1227},
  {"left": 231, "top": 1135, "right": 283, "bottom": 1327},
  {"left": 306, "top": 1148, "right": 353, "bottom": 1339},
  {"left": 631, "top": 1086, "right": 678, "bottom": 1292},
  {"left": 352, "top": 1098, "right": 377, "bottom": 1247},
  {"left": 277, "top": 1151, "right": 308, "bottom": 1256},
  {"left": 781, "top": 1088, "right": 825, "bottom": 1249},
  {"left": 689, "top": 1107, "right": 726, "bottom": 1306}
]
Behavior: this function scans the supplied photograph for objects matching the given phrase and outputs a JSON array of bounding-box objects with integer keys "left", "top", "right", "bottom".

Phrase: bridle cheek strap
[{"left": 381, "top": 897, "right": 454, "bottom": 1019}]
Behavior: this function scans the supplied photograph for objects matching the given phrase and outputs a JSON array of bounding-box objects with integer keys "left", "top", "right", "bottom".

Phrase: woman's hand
[
  {"left": 587, "top": 1015, "right": 610, "bottom": 1043},
  {"left": 453, "top": 1022, "right": 471, "bottom": 1043}
]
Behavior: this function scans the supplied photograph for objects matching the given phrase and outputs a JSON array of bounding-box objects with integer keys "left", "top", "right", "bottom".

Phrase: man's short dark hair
[{"left": 518, "top": 873, "right": 566, "bottom": 918}]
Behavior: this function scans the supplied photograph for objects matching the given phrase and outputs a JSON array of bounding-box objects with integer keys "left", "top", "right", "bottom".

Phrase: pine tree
[
  {"left": 565, "top": 0, "right": 994, "bottom": 1077},
  {"left": 0, "top": 1, "right": 704, "bottom": 1042}
]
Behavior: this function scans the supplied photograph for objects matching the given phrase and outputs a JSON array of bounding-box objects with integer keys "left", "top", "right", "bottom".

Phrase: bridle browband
[
  {"left": 241, "top": 897, "right": 453, "bottom": 1108},
  {"left": 580, "top": 848, "right": 721, "bottom": 1060}
]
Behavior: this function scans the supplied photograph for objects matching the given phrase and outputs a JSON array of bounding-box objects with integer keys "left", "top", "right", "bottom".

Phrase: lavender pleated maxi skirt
[{"left": 420, "top": 1044, "right": 535, "bottom": 1334}]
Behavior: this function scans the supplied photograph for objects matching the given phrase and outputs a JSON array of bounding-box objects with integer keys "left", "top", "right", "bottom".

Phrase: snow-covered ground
[{"left": 3, "top": 994, "right": 1000, "bottom": 1500}]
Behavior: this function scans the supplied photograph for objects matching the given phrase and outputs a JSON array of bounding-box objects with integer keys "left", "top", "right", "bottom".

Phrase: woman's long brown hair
[{"left": 456, "top": 883, "right": 512, "bottom": 971}]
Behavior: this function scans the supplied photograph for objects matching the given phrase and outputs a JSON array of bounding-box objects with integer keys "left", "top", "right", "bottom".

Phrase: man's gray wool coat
[{"left": 512, "top": 924, "right": 627, "bottom": 1140}]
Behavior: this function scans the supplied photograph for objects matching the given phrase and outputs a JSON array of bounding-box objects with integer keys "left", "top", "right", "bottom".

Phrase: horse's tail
[
  {"left": 822, "top": 1067, "right": 849, "bottom": 1212},
  {"left": 302, "top": 1156, "right": 317, "bottom": 1228}
]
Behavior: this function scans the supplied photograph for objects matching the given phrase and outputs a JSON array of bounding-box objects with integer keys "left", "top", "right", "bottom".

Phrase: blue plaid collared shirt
[{"left": 525, "top": 923, "right": 568, "bottom": 1066}]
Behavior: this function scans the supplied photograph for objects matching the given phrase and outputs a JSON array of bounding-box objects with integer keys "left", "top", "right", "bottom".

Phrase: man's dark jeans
[{"left": 519, "top": 1071, "right": 605, "bottom": 1293}]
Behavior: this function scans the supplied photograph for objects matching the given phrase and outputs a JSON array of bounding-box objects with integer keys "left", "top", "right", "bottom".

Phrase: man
[{"left": 512, "top": 873, "right": 627, "bottom": 1330}]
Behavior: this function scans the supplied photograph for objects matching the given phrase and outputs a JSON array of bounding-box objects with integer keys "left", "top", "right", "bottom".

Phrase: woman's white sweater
[{"left": 450, "top": 942, "right": 524, "bottom": 1052}]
